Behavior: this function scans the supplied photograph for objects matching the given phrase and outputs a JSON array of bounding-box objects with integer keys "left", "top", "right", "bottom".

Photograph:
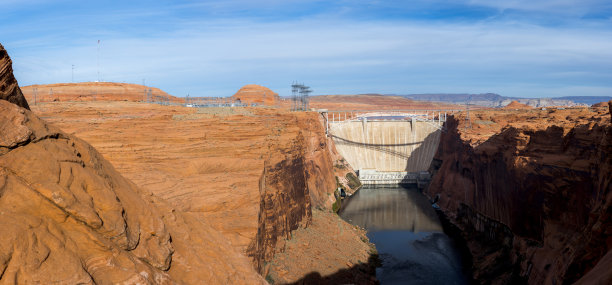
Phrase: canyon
[
  {"left": 20, "top": 101, "right": 374, "bottom": 284},
  {"left": 426, "top": 104, "right": 612, "bottom": 284},
  {"left": 1, "top": 44, "right": 373, "bottom": 284},
  {"left": 4, "top": 38, "right": 612, "bottom": 284}
]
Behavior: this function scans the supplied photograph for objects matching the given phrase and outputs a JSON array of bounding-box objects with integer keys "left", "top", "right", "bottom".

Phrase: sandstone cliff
[
  {"left": 247, "top": 132, "right": 313, "bottom": 274},
  {"left": 247, "top": 111, "right": 348, "bottom": 274},
  {"left": 0, "top": 99, "right": 268, "bottom": 283},
  {"left": 426, "top": 106, "right": 612, "bottom": 284},
  {"left": 0, "top": 43, "right": 265, "bottom": 284},
  {"left": 21, "top": 82, "right": 182, "bottom": 104},
  {"left": 0, "top": 44, "right": 29, "bottom": 110},
  {"left": 231, "top": 84, "right": 279, "bottom": 106}
]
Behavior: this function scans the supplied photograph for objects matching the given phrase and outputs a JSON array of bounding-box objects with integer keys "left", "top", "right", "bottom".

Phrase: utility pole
[
  {"left": 97, "top": 40, "right": 100, "bottom": 82},
  {"left": 71, "top": 64, "right": 75, "bottom": 83}
]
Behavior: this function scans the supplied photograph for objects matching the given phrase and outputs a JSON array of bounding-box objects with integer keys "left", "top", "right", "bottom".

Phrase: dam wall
[{"left": 329, "top": 118, "right": 442, "bottom": 183}]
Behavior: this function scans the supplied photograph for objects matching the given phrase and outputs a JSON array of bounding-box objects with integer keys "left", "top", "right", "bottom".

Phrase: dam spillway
[{"left": 325, "top": 111, "right": 446, "bottom": 185}]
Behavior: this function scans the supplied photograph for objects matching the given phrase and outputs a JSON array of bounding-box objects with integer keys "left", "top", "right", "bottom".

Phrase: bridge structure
[{"left": 322, "top": 109, "right": 459, "bottom": 186}]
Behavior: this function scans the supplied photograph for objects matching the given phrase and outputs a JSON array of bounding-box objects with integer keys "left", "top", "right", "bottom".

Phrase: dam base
[{"left": 358, "top": 169, "right": 431, "bottom": 188}]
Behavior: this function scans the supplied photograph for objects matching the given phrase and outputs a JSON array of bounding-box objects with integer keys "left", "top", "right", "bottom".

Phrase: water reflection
[
  {"left": 340, "top": 186, "right": 442, "bottom": 232},
  {"left": 339, "top": 186, "right": 467, "bottom": 285}
]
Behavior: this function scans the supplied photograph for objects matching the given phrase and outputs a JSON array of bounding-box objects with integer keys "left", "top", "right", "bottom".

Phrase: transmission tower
[
  {"left": 290, "top": 82, "right": 312, "bottom": 111},
  {"left": 291, "top": 82, "right": 301, "bottom": 111},
  {"left": 299, "top": 86, "right": 312, "bottom": 111},
  {"left": 465, "top": 101, "right": 472, "bottom": 129}
]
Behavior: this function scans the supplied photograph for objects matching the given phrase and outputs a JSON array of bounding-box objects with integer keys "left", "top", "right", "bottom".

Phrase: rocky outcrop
[
  {"left": 0, "top": 43, "right": 265, "bottom": 284},
  {"left": 247, "top": 133, "right": 312, "bottom": 274},
  {"left": 0, "top": 100, "right": 267, "bottom": 284},
  {"left": 298, "top": 112, "right": 340, "bottom": 208},
  {"left": 231, "top": 84, "right": 279, "bottom": 106},
  {"left": 426, "top": 107, "right": 612, "bottom": 284},
  {"left": 0, "top": 44, "right": 29, "bottom": 109},
  {"left": 247, "top": 111, "right": 340, "bottom": 274},
  {"left": 503, "top": 100, "right": 532, "bottom": 109},
  {"left": 0, "top": 99, "right": 174, "bottom": 282},
  {"left": 21, "top": 82, "right": 182, "bottom": 104}
]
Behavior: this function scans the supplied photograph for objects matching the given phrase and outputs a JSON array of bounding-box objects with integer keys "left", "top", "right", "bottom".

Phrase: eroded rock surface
[
  {"left": 0, "top": 100, "right": 173, "bottom": 283},
  {"left": 0, "top": 43, "right": 265, "bottom": 284},
  {"left": 247, "top": 132, "right": 313, "bottom": 273},
  {"left": 0, "top": 44, "right": 29, "bottom": 110},
  {"left": 427, "top": 107, "right": 612, "bottom": 284},
  {"left": 0, "top": 100, "right": 267, "bottom": 283}
]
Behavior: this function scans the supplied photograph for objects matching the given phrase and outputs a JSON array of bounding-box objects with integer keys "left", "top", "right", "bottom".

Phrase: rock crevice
[{"left": 427, "top": 107, "right": 612, "bottom": 284}]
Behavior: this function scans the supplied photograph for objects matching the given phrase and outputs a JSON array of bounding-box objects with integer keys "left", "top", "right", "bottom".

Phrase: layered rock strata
[
  {"left": 427, "top": 106, "right": 612, "bottom": 284},
  {"left": 0, "top": 42, "right": 265, "bottom": 284},
  {"left": 247, "top": 111, "right": 351, "bottom": 273},
  {"left": 0, "top": 44, "right": 29, "bottom": 109},
  {"left": 247, "top": 133, "right": 313, "bottom": 273}
]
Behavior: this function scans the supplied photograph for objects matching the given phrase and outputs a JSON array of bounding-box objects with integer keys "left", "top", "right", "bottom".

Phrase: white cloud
[
  {"left": 7, "top": 15, "right": 612, "bottom": 97},
  {"left": 467, "top": 0, "right": 608, "bottom": 12}
]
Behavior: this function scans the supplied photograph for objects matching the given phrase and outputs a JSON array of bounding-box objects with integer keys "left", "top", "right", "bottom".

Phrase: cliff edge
[
  {"left": 0, "top": 44, "right": 29, "bottom": 109},
  {"left": 427, "top": 107, "right": 612, "bottom": 284},
  {"left": 0, "top": 43, "right": 264, "bottom": 284}
]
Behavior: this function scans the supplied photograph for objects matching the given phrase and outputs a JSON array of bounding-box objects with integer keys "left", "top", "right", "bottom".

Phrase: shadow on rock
[{"left": 286, "top": 253, "right": 381, "bottom": 285}]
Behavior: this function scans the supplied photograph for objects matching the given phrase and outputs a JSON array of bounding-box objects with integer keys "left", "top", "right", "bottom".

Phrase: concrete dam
[{"left": 325, "top": 111, "right": 448, "bottom": 185}]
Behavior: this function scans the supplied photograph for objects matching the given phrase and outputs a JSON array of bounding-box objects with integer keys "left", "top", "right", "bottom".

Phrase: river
[{"left": 339, "top": 185, "right": 468, "bottom": 285}]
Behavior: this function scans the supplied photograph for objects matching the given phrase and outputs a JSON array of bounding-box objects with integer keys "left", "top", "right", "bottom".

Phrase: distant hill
[
  {"left": 400, "top": 93, "right": 606, "bottom": 108},
  {"left": 307, "top": 94, "right": 459, "bottom": 110},
  {"left": 21, "top": 82, "right": 183, "bottom": 104},
  {"left": 553, "top": 96, "right": 612, "bottom": 106}
]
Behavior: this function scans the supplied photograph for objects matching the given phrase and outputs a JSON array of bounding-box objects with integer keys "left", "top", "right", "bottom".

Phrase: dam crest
[{"left": 323, "top": 110, "right": 452, "bottom": 186}]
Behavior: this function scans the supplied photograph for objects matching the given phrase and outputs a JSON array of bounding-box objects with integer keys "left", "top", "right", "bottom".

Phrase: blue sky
[{"left": 1, "top": 0, "right": 612, "bottom": 98}]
